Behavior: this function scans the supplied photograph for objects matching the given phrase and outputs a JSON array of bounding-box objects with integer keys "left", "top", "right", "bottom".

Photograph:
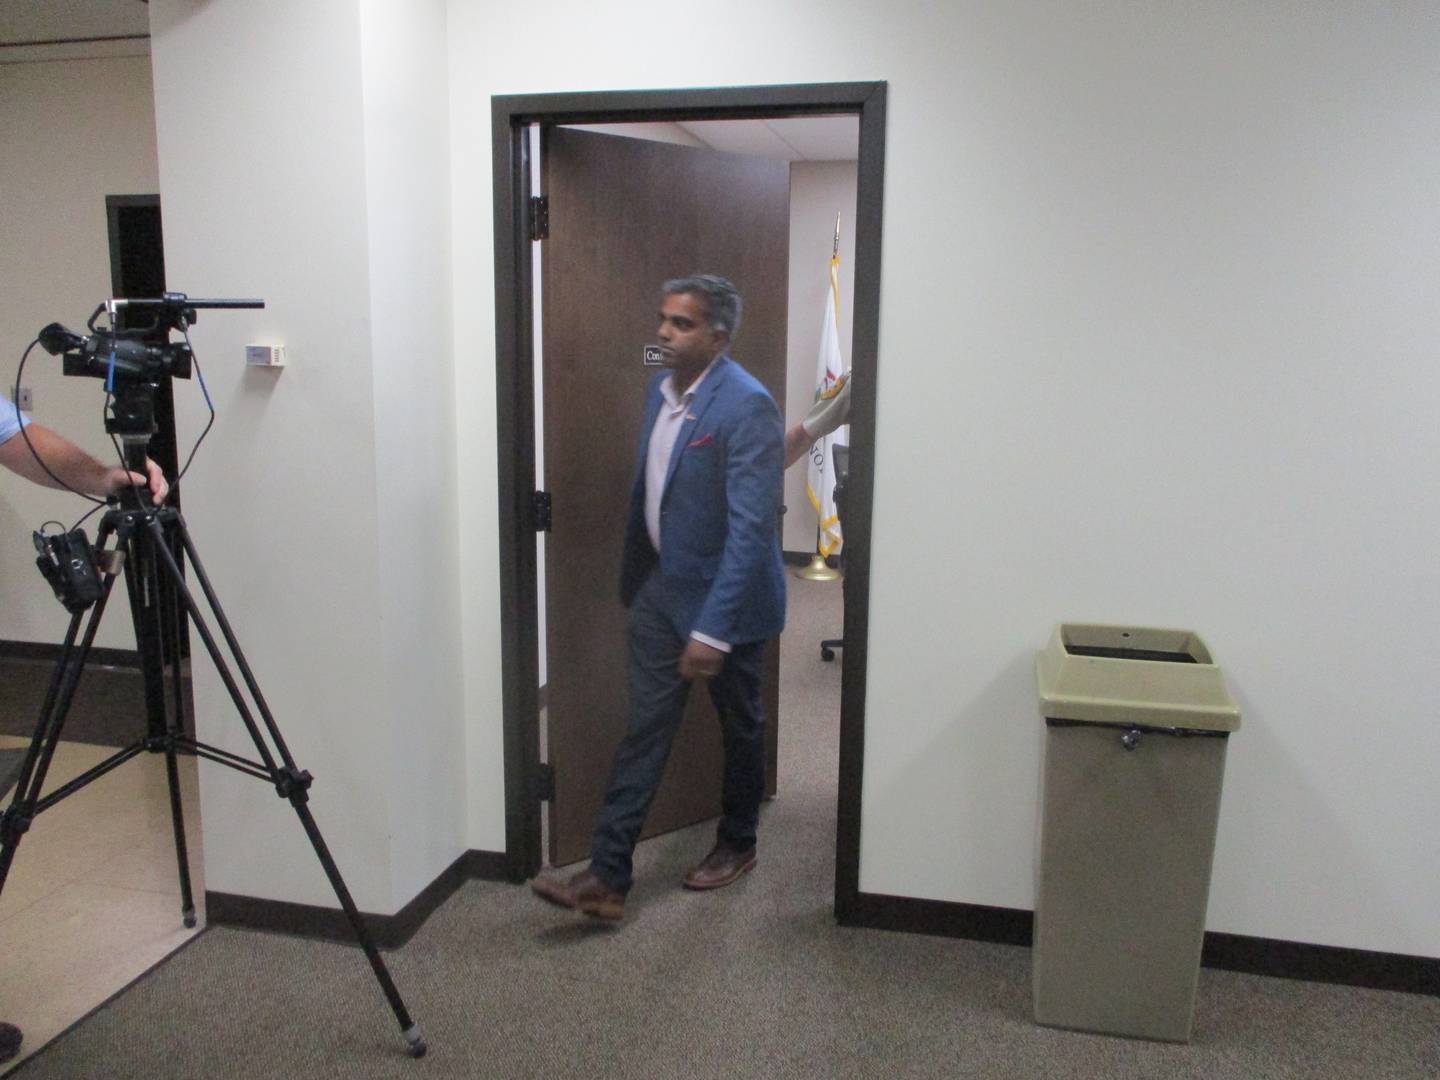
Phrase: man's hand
[
  {"left": 103, "top": 458, "right": 169, "bottom": 505},
  {"left": 679, "top": 638, "right": 725, "bottom": 680}
]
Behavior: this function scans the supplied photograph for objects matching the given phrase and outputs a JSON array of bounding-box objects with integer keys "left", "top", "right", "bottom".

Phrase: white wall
[
  {"left": 128, "top": 0, "right": 1440, "bottom": 957},
  {"left": 359, "top": 0, "right": 466, "bottom": 910},
  {"left": 0, "top": 56, "right": 159, "bottom": 649},
  {"left": 785, "top": 161, "right": 856, "bottom": 553},
  {"left": 450, "top": 1, "right": 1440, "bottom": 958},
  {"left": 149, "top": 0, "right": 462, "bottom": 914}
]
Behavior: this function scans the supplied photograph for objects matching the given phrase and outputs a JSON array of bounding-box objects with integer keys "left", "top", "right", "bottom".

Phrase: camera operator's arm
[
  {"left": 782, "top": 422, "right": 813, "bottom": 470},
  {"left": 783, "top": 370, "right": 852, "bottom": 469},
  {"left": 0, "top": 423, "right": 168, "bottom": 505}
]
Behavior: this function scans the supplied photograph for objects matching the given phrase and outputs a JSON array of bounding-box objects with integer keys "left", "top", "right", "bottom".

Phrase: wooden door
[{"left": 541, "top": 127, "right": 789, "bottom": 866}]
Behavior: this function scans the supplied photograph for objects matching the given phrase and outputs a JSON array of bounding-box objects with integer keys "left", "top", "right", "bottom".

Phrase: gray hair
[{"left": 661, "top": 274, "right": 742, "bottom": 340}]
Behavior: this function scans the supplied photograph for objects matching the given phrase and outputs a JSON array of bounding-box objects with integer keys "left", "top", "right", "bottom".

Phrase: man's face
[{"left": 656, "top": 291, "right": 726, "bottom": 375}]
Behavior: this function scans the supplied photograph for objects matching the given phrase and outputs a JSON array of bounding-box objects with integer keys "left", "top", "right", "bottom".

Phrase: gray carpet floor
[{"left": 14, "top": 576, "right": 1440, "bottom": 1078}]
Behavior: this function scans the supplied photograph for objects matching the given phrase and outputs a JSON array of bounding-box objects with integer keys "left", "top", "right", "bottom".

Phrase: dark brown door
[{"left": 541, "top": 127, "right": 789, "bottom": 866}]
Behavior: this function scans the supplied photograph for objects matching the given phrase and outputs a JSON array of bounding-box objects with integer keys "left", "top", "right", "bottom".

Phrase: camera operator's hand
[{"left": 103, "top": 458, "right": 169, "bottom": 505}]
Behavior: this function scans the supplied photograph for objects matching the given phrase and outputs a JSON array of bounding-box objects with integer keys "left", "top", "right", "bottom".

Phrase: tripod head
[{"left": 38, "top": 292, "right": 264, "bottom": 442}]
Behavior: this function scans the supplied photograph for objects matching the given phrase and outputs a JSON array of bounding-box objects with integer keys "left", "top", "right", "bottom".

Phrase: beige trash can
[{"left": 1032, "top": 624, "right": 1240, "bottom": 1042}]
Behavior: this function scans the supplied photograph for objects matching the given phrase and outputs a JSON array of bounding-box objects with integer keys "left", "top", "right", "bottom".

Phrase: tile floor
[{"left": 0, "top": 735, "right": 203, "bottom": 1074}]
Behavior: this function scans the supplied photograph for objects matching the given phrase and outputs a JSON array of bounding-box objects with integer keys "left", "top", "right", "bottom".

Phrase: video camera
[{"left": 37, "top": 292, "right": 262, "bottom": 439}]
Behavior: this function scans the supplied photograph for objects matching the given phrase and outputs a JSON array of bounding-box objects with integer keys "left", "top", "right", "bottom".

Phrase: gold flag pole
[{"left": 798, "top": 213, "right": 843, "bottom": 583}]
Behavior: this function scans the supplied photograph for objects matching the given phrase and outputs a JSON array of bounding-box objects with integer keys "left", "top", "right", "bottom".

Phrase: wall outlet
[{"left": 16, "top": 386, "right": 32, "bottom": 410}]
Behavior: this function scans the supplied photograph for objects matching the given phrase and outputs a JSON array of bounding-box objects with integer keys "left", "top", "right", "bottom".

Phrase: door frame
[{"left": 491, "top": 82, "right": 885, "bottom": 922}]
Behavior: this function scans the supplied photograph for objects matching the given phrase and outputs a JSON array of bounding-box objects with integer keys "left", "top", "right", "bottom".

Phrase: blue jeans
[{"left": 588, "top": 572, "right": 766, "bottom": 894}]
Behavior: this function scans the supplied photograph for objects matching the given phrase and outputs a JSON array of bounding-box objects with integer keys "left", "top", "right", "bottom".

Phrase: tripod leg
[
  {"left": 142, "top": 516, "right": 426, "bottom": 1057},
  {"left": 161, "top": 746, "right": 196, "bottom": 928},
  {"left": 1, "top": 517, "right": 128, "bottom": 897},
  {"left": 168, "top": 516, "right": 298, "bottom": 762},
  {"left": 121, "top": 518, "right": 198, "bottom": 927},
  {"left": 289, "top": 794, "right": 426, "bottom": 1057},
  {"left": 164, "top": 557, "right": 199, "bottom": 927},
  {"left": 0, "top": 612, "right": 83, "bottom": 896}
]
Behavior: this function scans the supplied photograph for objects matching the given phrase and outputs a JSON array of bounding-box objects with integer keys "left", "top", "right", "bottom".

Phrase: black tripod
[{"left": 0, "top": 436, "right": 426, "bottom": 1058}]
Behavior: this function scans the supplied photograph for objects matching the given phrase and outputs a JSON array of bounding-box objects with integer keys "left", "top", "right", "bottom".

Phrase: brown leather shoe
[
  {"left": 530, "top": 869, "right": 625, "bottom": 921},
  {"left": 683, "top": 843, "right": 757, "bottom": 890}
]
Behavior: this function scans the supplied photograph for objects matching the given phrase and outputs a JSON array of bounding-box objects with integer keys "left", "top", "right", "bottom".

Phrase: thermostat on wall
[{"left": 246, "top": 344, "right": 286, "bottom": 368}]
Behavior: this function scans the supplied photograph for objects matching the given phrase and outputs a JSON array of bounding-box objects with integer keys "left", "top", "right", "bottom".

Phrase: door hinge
[
  {"left": 533, "top": 490, "right": 552, "bottom": 532},
  {"left": 534, "top": 762, "right": 555, "bottom": 802},
  {"left": 528, "top": 195, "right": 549, "bottom": 241}
]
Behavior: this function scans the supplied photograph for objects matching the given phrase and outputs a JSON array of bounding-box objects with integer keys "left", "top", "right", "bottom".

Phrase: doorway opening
[{"left": 491, "top": 83, "right": 885, "bottom": 920}]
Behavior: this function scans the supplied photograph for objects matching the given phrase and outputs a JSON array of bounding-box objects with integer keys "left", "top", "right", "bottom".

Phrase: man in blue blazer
[{"left": 532, "top": 275, "right": 786, "bottom": 921}]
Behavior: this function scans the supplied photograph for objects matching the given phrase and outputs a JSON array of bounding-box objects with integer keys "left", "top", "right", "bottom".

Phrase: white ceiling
[
  {"left": 678, "top": 117, "right": 858, "bottom": 162},
  {"left": 572, "top": 117, "right": 859, "bottom": 163},
  {"left": 0, "top": 3, "right": 857, "bottom": 161}
]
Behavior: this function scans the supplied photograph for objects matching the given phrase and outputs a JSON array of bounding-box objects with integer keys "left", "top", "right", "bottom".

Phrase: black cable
[
  {"left": 172, "top": 328, "right": 215, "bottom": 494},
  {"left": 69, "top": 499, "right": 106, "bottom": 535}
]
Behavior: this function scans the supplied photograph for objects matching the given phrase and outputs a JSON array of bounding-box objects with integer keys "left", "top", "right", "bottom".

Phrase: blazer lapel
[{"left": 663, "top": 355, "right": 729, "bottom": 495}]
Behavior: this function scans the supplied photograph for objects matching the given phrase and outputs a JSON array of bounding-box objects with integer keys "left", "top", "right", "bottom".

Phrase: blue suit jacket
[{"left": 619, "top": 355, "right": 786, "bottom": 645}]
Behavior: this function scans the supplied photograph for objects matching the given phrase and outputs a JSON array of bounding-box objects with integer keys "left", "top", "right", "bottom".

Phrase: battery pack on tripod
[{"left": 33, "top": 527, "right": 102, "bottom": 614}]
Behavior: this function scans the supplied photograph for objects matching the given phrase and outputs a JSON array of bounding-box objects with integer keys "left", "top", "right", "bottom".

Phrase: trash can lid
[{"left": 1035, "top": 623, "right": 1240, "bottom": 732}]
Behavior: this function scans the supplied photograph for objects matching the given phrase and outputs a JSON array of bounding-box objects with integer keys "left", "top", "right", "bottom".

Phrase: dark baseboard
[
  {"left": 206, "top": 848, "right": 509, "bottom": 949},
  {"left": 841, "top": 892, "right": 1439, "bottom": 997},
  {"left": 462, "top": 848, "right": 511, "bottom": 881},
  {"left": 1201, "top": 931, "right": 1440, "bottom": 996},
  {"left": 840, "top": 891, "right": 1034, "bottom": 946},
  {"left": 0, "top": 638, "right": 140, "bottom": 668}
]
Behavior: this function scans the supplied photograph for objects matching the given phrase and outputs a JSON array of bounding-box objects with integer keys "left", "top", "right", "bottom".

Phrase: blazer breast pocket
[{"left": 679, "top": 435, "right": 721, "bottom": 476}]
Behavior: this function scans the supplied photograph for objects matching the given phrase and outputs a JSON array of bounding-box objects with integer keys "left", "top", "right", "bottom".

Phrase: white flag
[{"left": 805, "top": 251, "right": 846, "bottom": 557}]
